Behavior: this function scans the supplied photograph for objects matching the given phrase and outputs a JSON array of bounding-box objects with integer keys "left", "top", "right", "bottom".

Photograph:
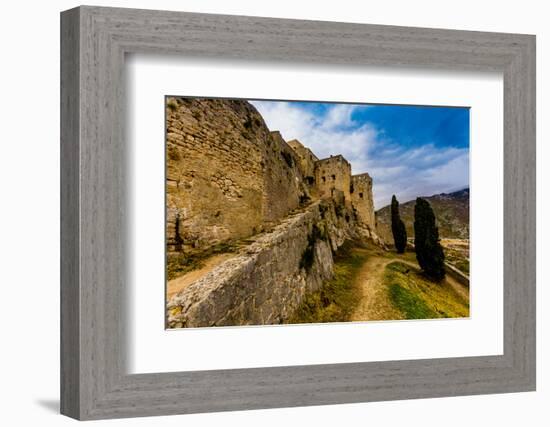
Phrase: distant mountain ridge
[{"left": 375, "top": 188, "right": 469, "bottom": 244}]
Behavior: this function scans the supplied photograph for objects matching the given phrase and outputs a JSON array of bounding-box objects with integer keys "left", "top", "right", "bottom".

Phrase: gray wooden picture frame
[{"left": 60, "top": 5, "right": 536, "bottom": 420}]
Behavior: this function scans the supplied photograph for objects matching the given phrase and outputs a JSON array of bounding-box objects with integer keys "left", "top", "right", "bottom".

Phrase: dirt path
[
  {"left": 350, "top": 255, "right": 403, "bottom": 321},
  {"left": 166, "top": 253, "right": 236, "bottom": 300},
  {"left": 350, "top": 254, "right": 469, "bottom": 321}
]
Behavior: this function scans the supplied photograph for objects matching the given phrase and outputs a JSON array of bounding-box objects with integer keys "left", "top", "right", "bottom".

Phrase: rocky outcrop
[{"left": 167, "top": 200, "right": 368, "bottom": 328}]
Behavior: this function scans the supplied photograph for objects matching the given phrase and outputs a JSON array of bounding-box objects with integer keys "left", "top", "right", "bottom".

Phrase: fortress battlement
[{"left": 166, "top": 97, "right": 377, "bottom": 255}]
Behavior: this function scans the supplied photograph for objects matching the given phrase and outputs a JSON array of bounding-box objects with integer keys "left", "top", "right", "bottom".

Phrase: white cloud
[
  {"left": 321, "top": 104, "right": 358, "bottom": 129},
  {"left": 252, "top": 101, "right": 376, "bottom": 162},
  {"left": 250, "top": 101, "right": 469, "bottom": 210},
  {"left": 368, "top": 147, "right": 469, "bottom": 208}
]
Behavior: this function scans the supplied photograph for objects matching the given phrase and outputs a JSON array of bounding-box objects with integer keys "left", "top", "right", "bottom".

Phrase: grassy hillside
[
  {"left": 376, "top": 188, "right": 469, "bottom": 244},
  {"left": 384, "top": 261, "right": 469, "bottom": 319}
]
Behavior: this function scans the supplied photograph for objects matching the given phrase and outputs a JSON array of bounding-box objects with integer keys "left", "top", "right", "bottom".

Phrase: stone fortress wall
[
  {"left": 168, "top": 200, "right": 349, "bottom": 327},
  {"left": 166, "top": 97, "right": 382, "bottom": 327},
  {"left": 287, "top": 139, "right": 318, "bottom": 184},
  {"left": 167, "top": 97, "right": 377, "bottom": 255},
  {"left": 166, "top": 97, "right": 307, "bottom": 254}
]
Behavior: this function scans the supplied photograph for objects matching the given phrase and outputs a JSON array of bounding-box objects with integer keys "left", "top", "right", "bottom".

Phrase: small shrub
[
  {"left": 315, "top": 223, "right": 328, "bottom": 241},
  {"left": 299, "top": 242, "right": 316, "bottom": 272},
  {"left": 300, "top": 225, "right": 322, "bottom": 271},
  {"left": 319, "top": 203, "right": 329, "bottom": 219}
]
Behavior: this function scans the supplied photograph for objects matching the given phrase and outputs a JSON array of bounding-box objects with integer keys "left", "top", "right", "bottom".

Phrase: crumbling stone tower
[
  {"left": 351, "top": 173, "right": 376, "bottom": 228},
  {"left": 287, "top": 139, "right": 319, "bottom": 191},
  {"left": 314, "top": 155, "right": 352, "bottom": 203}
]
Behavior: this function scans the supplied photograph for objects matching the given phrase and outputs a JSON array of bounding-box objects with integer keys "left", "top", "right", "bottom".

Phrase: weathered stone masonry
[
  {"left": 166, "top": 97, "right": 307, "bottom": 254},
  {"left": 292, "top": 141, "right": 375, "bottom": 231},
  {"left": 287, "top": 138, "right": 319, "bottom": 190},
  {"left": 166, "top": 97, "right": 381, "bottom": 327},
  {"left": 351, "top": 173, "right": 376, "bottom": 228},
  {"left": 167, "top": 200, "right": 364, "bottom": 327}
]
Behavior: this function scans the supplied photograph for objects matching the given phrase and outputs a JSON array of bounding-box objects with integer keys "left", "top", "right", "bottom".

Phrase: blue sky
[{"left": 250, "top": 100, "right": 470, "bottom": 209}]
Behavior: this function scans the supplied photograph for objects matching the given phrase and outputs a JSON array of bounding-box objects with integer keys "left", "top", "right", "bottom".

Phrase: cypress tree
[
  {"left": 390, "top": 195, "right": 407, "bottom": 253},
  {"left": 414, "top": 198, "right": 445, "bottom": 281}
]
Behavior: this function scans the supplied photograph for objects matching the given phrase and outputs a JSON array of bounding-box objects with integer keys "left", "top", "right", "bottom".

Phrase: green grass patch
[
  {"left": 290, "top": 241, "right": 366, "bottom": 324},
  {"left": 166, "top": 254, "right": 204, "bottom": 281},
  {"left": 166, "top": 242, "right": 238, "bottom": 280},
  {"left": 384, "top": 261, "right": 469, "bottom": 319},
  {"left": 388, "top": 284, "right": 438, "bottom": 319}
]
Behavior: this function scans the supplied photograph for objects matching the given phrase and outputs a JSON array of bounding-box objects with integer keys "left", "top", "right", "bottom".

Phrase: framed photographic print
[
  {"left": 164, "top": 96, "right": 471, "bottom": 329},
  {"left": 61, "top": 6, "right": 536, "bottom": 420}
]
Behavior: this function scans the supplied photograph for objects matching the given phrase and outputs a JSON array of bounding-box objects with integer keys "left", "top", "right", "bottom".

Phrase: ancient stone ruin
[{"left": 166, "top": 97, "right": 382, "bottom": 327}]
